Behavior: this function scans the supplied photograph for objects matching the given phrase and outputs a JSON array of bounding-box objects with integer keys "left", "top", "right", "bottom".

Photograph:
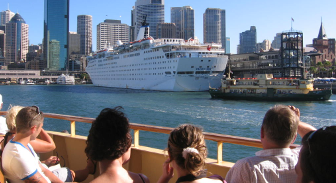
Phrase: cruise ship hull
[{"left": 87, "top": 52, "right": 228, "bottom": 91}]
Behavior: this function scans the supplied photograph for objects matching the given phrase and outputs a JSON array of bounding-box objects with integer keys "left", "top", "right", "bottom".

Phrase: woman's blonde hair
[
  {"left": 168, "top": 124, "right": 207, "bottom": 176},
  {"left": 6, "top": 105, "right": 24, "bottom": 131}
]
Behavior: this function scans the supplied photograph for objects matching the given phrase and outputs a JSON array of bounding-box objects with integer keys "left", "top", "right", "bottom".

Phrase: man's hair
[
  {"left": 300, "top": 128, "right": 336, "bottom": 183},
  {"left": 85, "top": 106, "right": 131, "bottom": 161},
  {"left": 16, "top": 106, "right": 44, "bottom": 133},
  {"left": 262, "top": 105, "right": 299, "bottom": 146}
]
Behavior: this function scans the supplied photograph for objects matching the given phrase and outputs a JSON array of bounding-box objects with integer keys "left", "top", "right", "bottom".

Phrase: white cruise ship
[{"left": 86, "top": 20, "right": 228, "bottom": 91}]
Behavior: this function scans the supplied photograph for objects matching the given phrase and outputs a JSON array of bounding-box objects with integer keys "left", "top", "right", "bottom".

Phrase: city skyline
[{"left": 1, "top": 0, "right": 336, "bottom": 54}]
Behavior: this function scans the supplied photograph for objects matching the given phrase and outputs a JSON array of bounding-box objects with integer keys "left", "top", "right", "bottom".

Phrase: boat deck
[{"left": 0, "top": 111, "right": 299, "bottom": 183}]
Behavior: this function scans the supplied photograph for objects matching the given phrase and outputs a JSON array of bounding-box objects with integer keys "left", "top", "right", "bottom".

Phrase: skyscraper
[
  {"left": 43, "top": 0, "right": 69, "bottom": 71},
  {"left": 203, "top": 8, "right": 226, "bottom": 50},
  {"left": 171, "top": 6, "right": 194, "bottom": 40},
  {"left": 271, "top": 33, "right": 281, "bottom": 49},
  {"left": 77, "top": 15, "right": 92, "bottom": 55},
  {"left": 156, "top": 23, "right": 176, "bottom": 38},
  {"left": 133, "top": 0, "right": 164, "bottom": 40},
  {"left": 5, "top": 13, "right": 29, "bottom": 65},
  {"left": 239, "top": 26, "right": 257, "bottom": 54},
  {"left": 97, "top": 19, "right": 130, "bottom": 50},
  {"left": 0, "top": 9, "right": 15, "bottom": 26}
]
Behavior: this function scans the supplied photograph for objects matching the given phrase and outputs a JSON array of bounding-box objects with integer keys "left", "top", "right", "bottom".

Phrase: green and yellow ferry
[{"left": 209, "top": 74, "right": 332, "bottom": 101}]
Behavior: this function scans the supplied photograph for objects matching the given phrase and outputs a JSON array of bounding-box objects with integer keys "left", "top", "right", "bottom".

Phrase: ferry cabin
[{"left": 221, "top": 74, "right": 314, "bottom": 95}]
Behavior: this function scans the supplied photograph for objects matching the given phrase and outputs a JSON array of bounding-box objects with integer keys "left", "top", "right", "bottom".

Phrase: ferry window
[
  {"left": 191, "top": 66, "right": 194, "bottom": 68},
  {"left": 201, "top": 60, "right": 203, "bottom": 62},
  {"left": 208, "top": 60, "right": 211, "bottom": 62}
]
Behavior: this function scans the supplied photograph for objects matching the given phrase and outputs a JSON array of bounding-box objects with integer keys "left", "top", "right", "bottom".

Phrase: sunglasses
[
  {"left": 306, "top": 126, "right": 336, "bottom": 155},
  {"left": 31, "top": 105, "right": 42, "bottom": 122}
]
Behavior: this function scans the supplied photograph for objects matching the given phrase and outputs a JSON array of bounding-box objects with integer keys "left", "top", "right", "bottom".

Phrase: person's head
[
  {"left": 16, "top": 106, "right": 44, "bottom": 139},
  {"left": 168, "top": 124, "right": 207, "bottom": 176},
  {"left": 85, "top": 106, "right": 132, "bottom": 162},
  {"left": 6, "top": 105, "right": 24, "bottom": 132},
  {"left": 262, "top": 105, "right": 299, "bottom": 147},
  {"left": 296, "top": 126, "right": 336, "bottom": 183}
]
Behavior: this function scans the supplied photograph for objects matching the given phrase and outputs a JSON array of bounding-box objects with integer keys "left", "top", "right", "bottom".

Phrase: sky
[{"left": 1, "top": 0, "right": 336, "bottom": 54}]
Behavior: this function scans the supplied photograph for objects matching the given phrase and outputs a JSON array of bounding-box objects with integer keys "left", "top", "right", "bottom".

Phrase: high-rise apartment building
[
  {"left": 0, "top": 9, "right": 15, "bottom": 26},
  {"left": 156, "top": 23, "right": 176, "bottom": 38},
  {"left": 171, "top": 6, "right": 194, "bottom": 40},
  {"left": 77, "top": 15, "right": 92, "bottom": 55},
  {"left": 271, "top": 33, "right": 281, "bottom": 49},
  {"left": 97, "top": 19, "right": 130, "bottom": 50},
  {"left": 256, "top": 39, "right": 271, "bottom": 52},
  {"left": 0, "top": 30, "right": 5, "bottom": 57},
  {"left": 203, "top": 8, "right": 226, "bottom": 50},
  {"left": 69, "top": 32, "right": 80, "bottom": 55},
  {"left": 133, "top": 0, "right": 164, "bottom": 40},
  {"left": 43, "top": 0, "right": 69, "bottom": 71},
  {"left": 5, "top": 13, "right": 29, "bottom": 65},
  {"left": 226, "top": 37, "right": 230, "bottom": 54},
  {"left": 239, "top": 26, "right": 257, "bottom": 54}
]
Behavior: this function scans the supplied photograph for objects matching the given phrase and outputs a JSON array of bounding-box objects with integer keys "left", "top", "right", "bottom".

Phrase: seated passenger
[
  {"left": 0, "top": 94, "right": 9, "bottom": 142},
  {"left": 2, "top": 106, "right": 55, "bottom": 153},
  {"left": 2, "top": 106, "right": 63, "bottom": 183},
  {"left": 85, "top": 106, "right": 150, "bottom": 183},
  {"left": 225, "top": 105, "right": 315, "bottom": 183},
  {"left": 157, "top": 124, "right": 226, "bottom": 183},
  {"left": 2, "top": 105, "right": 95, "bottom": 182},
  {"left": 296, "top": 126, "right": 336, "bottom": 183}
]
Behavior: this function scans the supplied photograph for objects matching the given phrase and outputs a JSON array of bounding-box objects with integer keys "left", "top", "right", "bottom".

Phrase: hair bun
[{"left": 182, "top": 147, "right": 199, "bottom": 159}]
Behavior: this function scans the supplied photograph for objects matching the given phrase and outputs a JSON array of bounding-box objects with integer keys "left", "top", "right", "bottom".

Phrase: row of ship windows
[
  {"left": 144, "top": 56, "right": 165, "bottom": 60},
  {"left": 90, "top": 70, "right": 222, "bottom": 75},
  {"left": 97, "top": 60, "right": 178, "bottom": 67},
  {"left": 144, "top": 49, "right": 160, "bottom": 53},
  {"left": 91, "top": 66, "right": 175, "bottom": 72}
]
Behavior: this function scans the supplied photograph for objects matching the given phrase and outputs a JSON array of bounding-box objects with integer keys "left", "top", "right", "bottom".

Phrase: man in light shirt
[
  {"left": 225, "top": 105, "right": 316, "bottom": 183},
  {"left": 2, "top": 106, "right": 62, "bottom": 183}
]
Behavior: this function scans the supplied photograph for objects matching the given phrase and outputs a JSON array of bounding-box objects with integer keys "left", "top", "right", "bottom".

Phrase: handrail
[{"left": 0, "top": 111, "right": 299, "bottom": 163}]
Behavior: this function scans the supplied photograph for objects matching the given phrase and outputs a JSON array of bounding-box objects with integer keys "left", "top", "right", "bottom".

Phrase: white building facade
[{"left": 97, "top": 19, "right": 129, "bottom": 50}]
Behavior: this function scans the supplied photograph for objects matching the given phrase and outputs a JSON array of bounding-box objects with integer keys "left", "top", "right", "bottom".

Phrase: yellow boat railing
[{"left": 0, "top": 111, "right": 299, "bottom": 163}]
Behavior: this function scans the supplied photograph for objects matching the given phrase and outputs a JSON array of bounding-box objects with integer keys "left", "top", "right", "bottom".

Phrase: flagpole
[{"left": 291, "top": 18, "right": 292, "bottom": 31}]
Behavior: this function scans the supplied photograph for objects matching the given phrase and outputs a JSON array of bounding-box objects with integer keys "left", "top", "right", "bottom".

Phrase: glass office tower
[
  {"left": 43, "top": 0, "right": 69, "bottom": 70},
  {"left": 133, "top": 0, "right": 164, "bottom": 40},
  {"left": 171, "top": 6, "right": 194, "bottom": 40}
]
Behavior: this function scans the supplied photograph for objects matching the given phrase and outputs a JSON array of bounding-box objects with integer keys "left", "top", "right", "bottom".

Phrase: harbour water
[{"left": 1, "top": 85, "right": 336, "bottom": 163}]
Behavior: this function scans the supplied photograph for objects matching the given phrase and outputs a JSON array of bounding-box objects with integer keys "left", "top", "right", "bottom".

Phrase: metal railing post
[
  {"left": 134, "top": 129, "right": 139, "bottom": 147},
  {"left": 70, "top": 121, "right": 76, "bottom": 137},
  {"left": 217, "top": 141, "right": 223, "bottom": 163}
]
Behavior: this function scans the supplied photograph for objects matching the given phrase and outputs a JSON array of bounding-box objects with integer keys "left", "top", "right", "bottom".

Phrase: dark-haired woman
[
  {"left": 85, "top": 107, "right": 150, "bottom": 183},
  {"left": 157, "top": 124, "right": 226, "bottom": 183}
]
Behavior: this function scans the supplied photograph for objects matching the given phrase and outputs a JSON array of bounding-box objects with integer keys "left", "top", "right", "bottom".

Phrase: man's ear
[
  {"left": 291, "top": 133, "right": 298, "bottom": 144},
  {"left": 261, "top": 126, "right": 265, "bottom": 139},
  {"left": 30, "top": 125, "right": 37, "bottom": 134}
]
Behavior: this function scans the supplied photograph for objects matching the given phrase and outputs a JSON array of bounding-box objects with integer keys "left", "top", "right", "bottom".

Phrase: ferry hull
[{"left": 209, "top": 89, "right": 332, "bottom": 101}]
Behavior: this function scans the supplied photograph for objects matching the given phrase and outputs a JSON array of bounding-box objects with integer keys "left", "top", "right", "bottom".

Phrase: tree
[
  {"left": 316, "top": 62, "right": 323, "bottom": 77},
  {"left": 309, "top": 66, "right": 318, "bottom": 77}
]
